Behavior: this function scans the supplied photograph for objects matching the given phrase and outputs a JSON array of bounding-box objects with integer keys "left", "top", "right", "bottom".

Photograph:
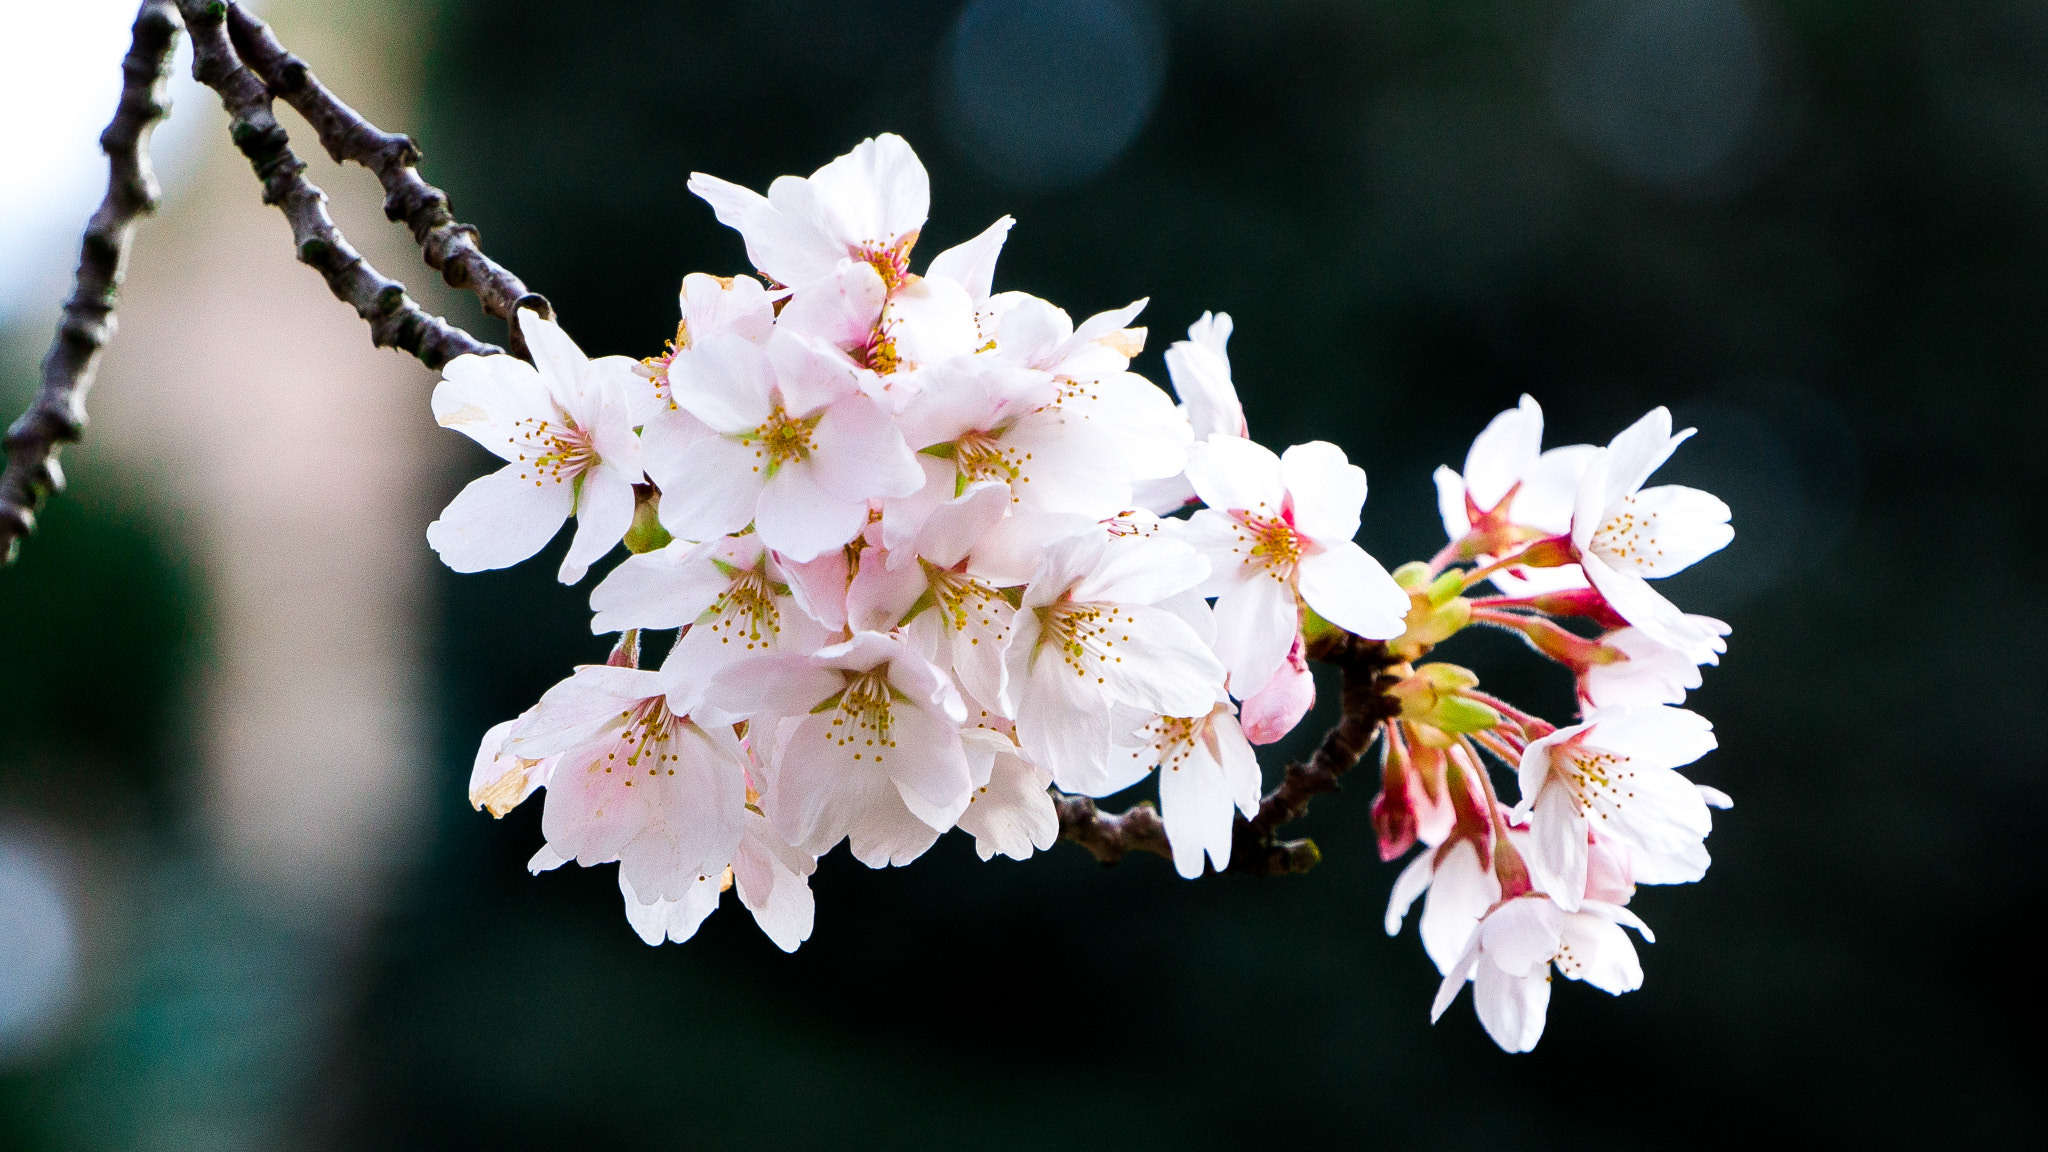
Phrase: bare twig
[
  {"left": 221, "top": 2, "right": 545, "bottom": 328},
  {"left": 175, "top": 0, "right": 497, "bottom": 370},
  {"left": 1, "top": 0, "right": 183, "bottom": 563},
  {"left": 1056, "top": 633, "right": 1403, "bottom": 876}
]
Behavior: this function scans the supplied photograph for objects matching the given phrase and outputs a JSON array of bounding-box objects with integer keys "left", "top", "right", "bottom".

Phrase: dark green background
[{"left": 5, "top": 0, "right": 2044, "bottom": 1146}]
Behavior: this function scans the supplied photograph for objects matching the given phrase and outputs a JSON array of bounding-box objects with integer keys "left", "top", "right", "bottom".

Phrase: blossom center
[
  {"left": 922, "top": 562, "right": 1009, "bottom": 639},
  {"left": 855, "top": 234, "right": 916, "bottom": 291},
  {"left": 590, "top": 696, "right": 689, "bottom": 790},
  {"left": 1590, "top": 495, "right": 1661, "bottom": 567},
  {"left": 824, "top": 669, "right": 899, "bottom": 764},
  {"left": 1554, "top": 743, "right": 1637, "bottom": 821},
  {"left": 738, "top": 405, "right": 821, "bottom": 476},
  {"left": 954, "top": 429, "right": 1023, "bottom": 485},
  {"left": 1228, "top": 511, "right": 1304, "bottom": 582},
  {"left": 1141, "top": 715, "right": 1201, "bottom": 772},
  {"left": 1038, "top": 598, "right": 1136, "bottom": 686},
  {"left": 701, "top": 569, "right": 784, "bottom": 651},
  {"left": 638, "top": 319, "right": 689, "bottom": 410},
  {"left": 512, "top": 411, "right": 599, "bottom": 486}
]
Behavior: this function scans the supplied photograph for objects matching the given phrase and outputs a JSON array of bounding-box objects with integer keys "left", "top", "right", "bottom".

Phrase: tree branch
[
  {"left": 221, "top": 2, "right": 545, "bottom": 328},
  {"left": 175, "top": 0, "right": 498, "bottom": 371},
  {"left": 1055, "top": 632, "right": 1402, "bottom": 876},
  {"left": 1, "top": 0, "right": 183, "bottom": 563}
]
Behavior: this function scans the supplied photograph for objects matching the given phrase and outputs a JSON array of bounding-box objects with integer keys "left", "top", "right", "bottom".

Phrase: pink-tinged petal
[
  {"left": 1517, "top": 444, "right": 1599, "bottom": 534},
  {"left": 954, "top": 733, "right": 1057, "bottom": 861},
  {"left": 1158, "top": 735, "right": 1237, "bottom": 878},
  {"left": 994, "top": 294, "right": 1075, "bottom": 366},
  {"left": 1580, "top": 553, "right": 1718, "bottom": 654},
  {"left": 636, "top": 405, "right": 713, "bottom": 486},
  {"left": 1239, "top": 638, "right": 1314, "bottom": 744},
  {"left": 925, "top": 215, "right": 1013, "bottom": 302},
  {"left": 776, "top": 261, "right": 889, "bottom": 355},
  {"left": 1132, "top": 473, "right": 1198, "bottom": 516},
  {"left": 846, "top": 546, "right": 928, "bottom": 632},
  {"left": 732, "top": 815, "right": 817, "bottom": 952},
  {"left": 809, "top": 393, "right": 923, "bottom": 501},
  {"left": 1601, "top": 406, "right": 1687, "bottom": 504},
  {"left": 915, "top": 481, "right": 1010, "bottom": 570},
  {"left": 706, "top": 653, "right": 843, "bottom": 721},
  {"left": 1015, "top": 656, "right": 1117, "bottom": 795},
  {"left": 686, "top": 172, "right": 780, "bottom": 270},
  {"left": 649, "top": 434, "right": 761, "bottom": 543},
  {"left": 516, "top": 309, "right": 590, "bottom": 396},
  {"left": 670, "top": 334, "right": 776, "bottom": 432},
  {"left": 595, "top": 353, "right": 662, "bottom": 425},
  {"left": 1280, "top": 441, "right": 1368, "bottom": 544},
  {"left": 588, "top": 537, "right": 731, "bottom": 633},
  {"left": 887, "top": 276, "right": 981, "bottom": 367},
  {"left": 620, "top": 872, "right": 722, "bottom": 946},
  {"left": 841, "top": 782, "right": 944, "bottom": 868},
  {"left": 1472, "top": 962, "right": 1550, "bottom": 1053},
  {"left": 997, "top": 410, "right": 1134, "bottom": 517},
  {"left": 778, "top": 547, "right": 851, "bottom": 632},
  {"left": 1086, "top": 372, "right": 1192, "bottom": 481},
  {"left": 1430, "top": 935, "right": 1483, "bottom": 1023},
  {"left": 1385, "top": 849, "right": 1436, "bottom": 936},
  {"left": 1461, "top": 395, "right": 1544, "bottom": 512},
  {"left": 1209, "top": 710, "right": 1262, "bottom": 816},
  {"left": 1421, "top": 841, "right": 1500, "bottom": 975},
  {"left": 884, "top": 704, "right": 975, "bottom": 830},
  {"left": 1074, "top": 535, "right": 1209, "bottom": 605},
  {"left": 1527, "top": 779, "right": 1589, "bottom": 912},
  {"left": 1163, "top": 311, "right": 1245, "bottom": 440},
  {"left": 972, "top": 511, "right": 1095, "bottom": 589},
  {"left": 557, "top": 464, "right": 637, "bottom": 584},
  {"left": 508, "top": 665, "right": 661, "bottom": 755},
  {"left": 679, "top": 272, "right": 776, "bottom": 344},
  {"left": 756, "top": 464, "right": 868, "bottom": 561},
  {"left": 1095, "top": 603, "right": 1227, "bottom": 719},
  {"left": 1185, "top": 434, "right": 1285, "bottom": 516},
  {"left": 1555, "top": 912, "right": 1643, "bottom": 994},
  {"left": 1065, "top": 298, "right": 1149, "bottom": 356},
  {"left": 1297, "top": 541, "right": 1408, "bottom": 641},
  {"left": 433, "top": 353, "right": 548, "bottom": 460},
  {"left": 427, "top": 461, "right": 573, "bottom": 573},
  {"left": 1480, "top": 897, "right": 1565, "bottom": 979},
  {"left": 805, "top": 133, "right": 929, "bottom": 252},
  {"left": 1211, "top": 575, "right": 1299, "bottom": 698}
]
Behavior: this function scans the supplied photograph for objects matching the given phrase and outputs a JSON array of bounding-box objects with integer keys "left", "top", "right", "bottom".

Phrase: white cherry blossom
[
  {"left": 1579, "top": 619, "right": 1729, "bottom": 708},
  {"left": 1183, "top": 436, "right": 1408, "bottom": 694},
  {"left": 1431, "top": 893, "right": 1653, "bottom": 1052},
  {"left": 427, "top": 309, "right": 645, "bottom": 583},
  {"left": 1515, "top": 704, "right": 1720, "bottom": 906},
  {"left": 1136, "top": 310, "right": 1244, "bottom": 513},
  {"left": 653, "top": 329, "right": 922, "bottom": 559},
  {"left": 957, "top": 724, "right": 1058, "bottom": 862},
  {"left": 1570, "top": 408, "right": 1734, "bottom": 656},
  {"left": 1005, "top": 528, "right": 1224, "bottom": 795},
  {"left": 616, "top": 810, "right": 818, "bottom": 952},
  {"left": 710, "top": 632, "right": 975, "bottom": 867},
  {"left": 687, "top": 133, "right": 930, "bottom": 292},
  {"left": 505, "top": 662, "right": 749, "bottom": 904},
  {"left": 846, "top": 481, "right": 1015, "bottom": 711},
  {"left": 1433, "top": 394, "right": 1598, "bottom": 595},
  {"left": 1112, "top": 698, "right": 1261, "bottom": 878}
]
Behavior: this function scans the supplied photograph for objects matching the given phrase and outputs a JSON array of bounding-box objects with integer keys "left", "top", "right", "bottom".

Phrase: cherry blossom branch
[
  {"left": 174, "top": 0, "right": 500, "bottom": 369},
  {"left": 220, "top": 2, "right": 547, "bottom": 329},
  {"left": 1056, "top": 632, "right": 1403, "bottom": 876},
  {"left": 1, "top": 0, "right": 182, "bottom": 564}
]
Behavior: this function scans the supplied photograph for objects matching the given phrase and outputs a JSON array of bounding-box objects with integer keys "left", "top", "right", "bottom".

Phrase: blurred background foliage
[{"left": 5, "top": 0, "right": 2047, "bottom": 1146}]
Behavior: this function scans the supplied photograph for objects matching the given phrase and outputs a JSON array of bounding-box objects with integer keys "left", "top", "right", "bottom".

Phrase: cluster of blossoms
[{"left": 438, "top": 136, "right": 1734, "bottom": 1051}]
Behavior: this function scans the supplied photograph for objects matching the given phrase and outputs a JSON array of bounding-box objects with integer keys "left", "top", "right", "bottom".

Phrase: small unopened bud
[{"left": 624, "top": 484, "right": 673, "bottom": 554}]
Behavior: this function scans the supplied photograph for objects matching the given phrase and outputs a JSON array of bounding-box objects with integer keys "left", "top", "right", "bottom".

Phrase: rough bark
[{"left": 1, "top": 1, "right": 184, "bottom": 562}]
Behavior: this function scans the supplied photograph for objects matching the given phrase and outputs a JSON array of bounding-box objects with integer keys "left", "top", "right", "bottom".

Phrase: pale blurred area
[{"left": 2, "top": 0, "right": 445, "bottom": 1144}]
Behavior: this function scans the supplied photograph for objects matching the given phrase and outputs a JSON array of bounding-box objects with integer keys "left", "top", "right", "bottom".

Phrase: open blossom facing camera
[{"left": 432, "top": 136, "right": 1737, "bottom": 1051}]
